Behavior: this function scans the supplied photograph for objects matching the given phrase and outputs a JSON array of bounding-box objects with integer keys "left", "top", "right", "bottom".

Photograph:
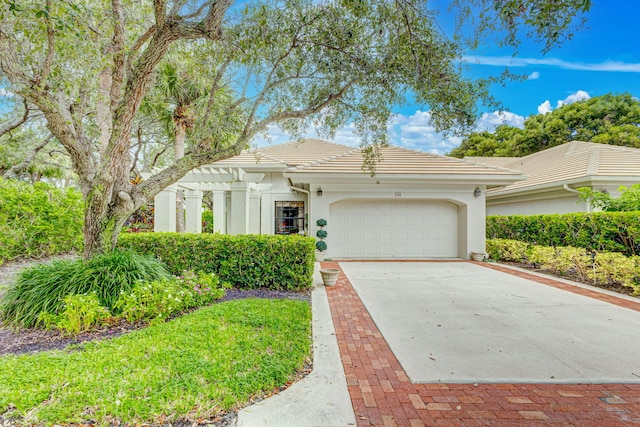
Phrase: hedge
[
  {"left": 0, "top": 178, "right": 83, "bottom": 264},
  {"left": 487, "top": 212, "right": 640, "bottom": 256},
  {"left": 117, "top": 233, "right": 315, "bottom": 291},
  {"left": 486, "top": 238, "right": 640, "bottom": 295}
]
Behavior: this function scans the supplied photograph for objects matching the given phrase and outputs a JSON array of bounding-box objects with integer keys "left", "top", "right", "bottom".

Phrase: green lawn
[{"left": 0, "top": 298, "right": 312, "bottom": 426}]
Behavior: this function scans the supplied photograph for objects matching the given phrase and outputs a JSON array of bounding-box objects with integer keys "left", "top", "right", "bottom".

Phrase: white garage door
[{"left": 330, "top": 199, "right": 458, "bottom": 259}]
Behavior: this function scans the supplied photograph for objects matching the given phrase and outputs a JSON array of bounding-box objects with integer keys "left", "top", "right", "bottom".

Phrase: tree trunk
[
  {"left": 83, "top": 218, "right": 129, "bottom": 258},
  {"left": 97, "top": 69, "right": 113, "bottom": 156},
  {"left": 175, "top": 124, "right": 186, "bottom": 233}
]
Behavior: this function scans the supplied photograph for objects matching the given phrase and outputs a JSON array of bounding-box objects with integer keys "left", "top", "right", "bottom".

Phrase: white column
[
  {"left": 212, "top": 190, "right": 227, "bottom": 234},
  {"left": 260, "top": 191, "right": 272, "bottom": 234},
  {"left": 184, "top": 189, "right": 203, "bottom": 233},
  {"left": 229, "top": 182, "right": 250, "bottom": 235},
  {"left": 154, "top": 188, "right": 177, "bottom": 232},
  {"left": 249, "top": 191, "right": 262, "bottom": 234}
]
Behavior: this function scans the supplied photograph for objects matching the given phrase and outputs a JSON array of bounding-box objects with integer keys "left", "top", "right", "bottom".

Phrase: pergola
[{"left": 146, "top": 166, "right": 273, "bottom": 234}]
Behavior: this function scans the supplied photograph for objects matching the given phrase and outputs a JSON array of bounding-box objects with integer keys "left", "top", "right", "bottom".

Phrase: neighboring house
[
  {"left": 153, "top": 139, "right": 522, "bottom": 259},
  {"left": 468, "top": 141, "right": 640, "bottom": 216}
]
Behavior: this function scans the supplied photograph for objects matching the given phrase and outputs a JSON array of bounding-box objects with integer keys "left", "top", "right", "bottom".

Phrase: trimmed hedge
[
  {"left": 118, "top": 233, "right": 315, "bottom": 291},
  {"left": 486, "top": 238, "right": 640, "bottom": 295},
  {"left": 487, "top": 212, "right": 640, "bottom": 256},
  {"left": 0, "top": 178, "right": 83, "bottom": 263}
]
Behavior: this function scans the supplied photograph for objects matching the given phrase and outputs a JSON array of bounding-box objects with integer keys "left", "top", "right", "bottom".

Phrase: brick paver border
[{"left": 322, "top": 261, "right": 640, "bottom": 426}]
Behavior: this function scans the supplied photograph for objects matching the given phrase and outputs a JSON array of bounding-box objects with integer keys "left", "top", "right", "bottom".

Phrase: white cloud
[
  {"left": 463, "top": 55, "right": 640, "bottom": 73},
  {"left": 528, "top": 71, "right": 540, "bottom": 80},
  {"left": 388, "top": 110, "right": 462, "bottom": 154},
  {"left": 259, "top": 109, "right": 529, "bottom": 156},
  {"left": 536, "top": 90, "right": 591, "bottom": 115},
  {"left": 475, "top": 111, "right": 525, "bottom": 132},
  {"left": 537, "top": 100, "right": 552, "bottom": 114},
  {"left": 556, "top": 90, "right": 590, "bottom": 108},
  {"left": 0, "top": 88, "right": 14, "bottom": 97}
]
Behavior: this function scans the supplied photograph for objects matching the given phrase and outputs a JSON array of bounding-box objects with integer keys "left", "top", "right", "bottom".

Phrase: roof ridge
[
  {"left": 460, "top": 158, "right": 524, "bottom": 175},
  {"left": 586, "top": 144, "right": 601, "bottom": 176},
  {"left": 294, "top": 146, "right": 361, "bottom": 169},
  {"left": 260, "top": 138, "right": 352, "bottom": 151}
]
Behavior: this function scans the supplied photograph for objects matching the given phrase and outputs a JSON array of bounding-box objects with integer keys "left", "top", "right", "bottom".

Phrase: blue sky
[
  {"left": 3, "top": 1, "right": 638, "bottom": 155},
  {"left": 264, "top": 0, "right": 640, "bottom": 154}
]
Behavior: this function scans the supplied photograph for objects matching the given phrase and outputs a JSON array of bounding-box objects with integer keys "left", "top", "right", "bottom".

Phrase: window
[{"left": 275, "top": 201, "right": 305, "bottom": 234}]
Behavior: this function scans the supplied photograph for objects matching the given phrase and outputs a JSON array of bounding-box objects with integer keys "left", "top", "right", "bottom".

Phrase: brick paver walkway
[{"left": 322, "top": 261, "right": 640, "bottom": 426}]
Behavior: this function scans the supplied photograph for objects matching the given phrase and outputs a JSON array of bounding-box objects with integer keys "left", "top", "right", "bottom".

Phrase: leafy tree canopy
[
  {"left": 578, "top": 184, "right": 640, "bottom": 212},
  {"left": 449, "top": 93, "right": 640, "bottom": 158},
  {"left": 0, "top": 0, "right": 591, "bottom": 256}
]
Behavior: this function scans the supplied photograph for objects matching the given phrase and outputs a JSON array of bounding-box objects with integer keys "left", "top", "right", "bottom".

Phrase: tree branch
[
  {"left": 39, "top": 0, "right": 55, "bottom": 85},
  {"left": 153, "top": 0, "right": 166, "bottom": 28},
  {"left": 4, "top": 134, "right": 54, "bottom": 179},
  {"left": 201, "top": 0, "right": 232, "bottom": 39},
  {"left": 0, "top": 97, "right": 30, "bottom": 138},
  {"left": 135, "top": 138, "right": 246, "bottom": 206},
  {"left": 251, "top": 81, "right": 356, "bottom": 136},
  {"left": 110, "top": 0, "right": 126, "bottom": 112}
]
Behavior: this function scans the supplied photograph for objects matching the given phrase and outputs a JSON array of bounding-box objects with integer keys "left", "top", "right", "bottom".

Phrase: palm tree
[{"left": 150, "top": 62, "right": 207, "bottom": 232}]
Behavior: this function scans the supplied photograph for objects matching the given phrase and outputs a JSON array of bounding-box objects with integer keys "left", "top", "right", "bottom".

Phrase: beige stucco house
[
  {"left": 468, "top": 141, "right": 640, "bottom": 216},
  {"left": 153, "top": 139, "right": 523, "bottom": 259}
]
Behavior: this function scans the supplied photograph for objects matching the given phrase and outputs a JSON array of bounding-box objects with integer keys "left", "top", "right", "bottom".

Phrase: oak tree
[{"left": 0, "top": 0, "right": 591, "bottom": 257}]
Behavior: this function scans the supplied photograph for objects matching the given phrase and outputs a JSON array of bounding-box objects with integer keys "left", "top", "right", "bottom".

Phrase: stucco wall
[
  {"left": 487, "top": 195, "right": 588, "bottom": 216},
  {"left": 306, "top": 182, "right": 486, "bottom": 260}
]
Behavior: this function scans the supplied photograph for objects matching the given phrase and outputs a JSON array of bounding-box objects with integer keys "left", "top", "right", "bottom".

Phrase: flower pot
[
  {"left": 320, "top": 268, "right": 340, "bottom": 287},
  {"left": 315, "top": 250, "right": 325, "bottom": 262},
  {"left": 471, "top": 252, "right": 486, "bottom": 262}
]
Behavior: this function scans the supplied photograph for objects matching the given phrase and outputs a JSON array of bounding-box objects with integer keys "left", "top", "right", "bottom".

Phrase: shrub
[
  {"left": 528, "top": 245, "right": 590, "bottom": 277},
  {"left": 123, "top": 204, "right": 154, "bottom": 232},
  {"left": 39, "top": 293, "right": 110, "bottom": 335},
  {"left": 487, "top": 212, "right": 640, "bottom": 256},
  {"left": 587, "top": 252, "right": 639, "bottom": 292},
  {"left": 115, "top": 271, "right": 227, "bottom": 324},
  {"left": 486, "top": 238, "right": 528, "bottom": 262},
  {"left": 0, "top": 178, "right": 83, "bottom": 263},
  {"left": 118, "top": 233, "right": 315, "bottom": 291},
  {"left": 202, "top": 209, "right": 214, "bottom": 233},
  {"left": 528, "top": 245, "right": 558, "bottom": 270},
  {"left": 0, "top": 250, "right": 170, "bottom": 328},
  {"left": 487, "top": 238, "right": 640, "bottom": 295}
]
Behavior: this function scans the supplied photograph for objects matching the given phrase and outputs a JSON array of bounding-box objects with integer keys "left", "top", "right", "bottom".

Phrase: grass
[{"left": 0, "top": 298, "right": 312, "bottom": 426}]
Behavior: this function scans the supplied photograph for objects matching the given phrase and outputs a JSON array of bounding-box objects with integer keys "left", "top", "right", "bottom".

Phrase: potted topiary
[{"left": 315, "top": 218, "right": 328, "bottom": 261}]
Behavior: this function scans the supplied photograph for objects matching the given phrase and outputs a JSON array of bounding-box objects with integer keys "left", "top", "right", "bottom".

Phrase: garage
[{"left": 329, "top": 199, "right": 459, "bottom": 259}]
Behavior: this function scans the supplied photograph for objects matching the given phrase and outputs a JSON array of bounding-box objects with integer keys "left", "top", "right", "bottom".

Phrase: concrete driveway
[{"left": 339, "top": 261, "right": 640, "bottom": 384}]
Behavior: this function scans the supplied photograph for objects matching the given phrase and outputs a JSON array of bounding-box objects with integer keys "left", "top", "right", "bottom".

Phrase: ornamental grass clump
[{"left": 0, "top": 250, "right": 170, "bottom": 328}]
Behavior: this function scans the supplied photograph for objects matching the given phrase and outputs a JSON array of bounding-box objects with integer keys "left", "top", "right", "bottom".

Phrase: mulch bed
[{"left": 0, "top": 288, "right": 311, "bottom": 356}]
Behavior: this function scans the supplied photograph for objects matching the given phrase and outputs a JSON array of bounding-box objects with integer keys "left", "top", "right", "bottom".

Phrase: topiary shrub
[
  {"left": 118, "top": 233, "right": 315, "bottom": 291},
  {"left": 0, "top": 250, "right": 170, "bottom": 328}
]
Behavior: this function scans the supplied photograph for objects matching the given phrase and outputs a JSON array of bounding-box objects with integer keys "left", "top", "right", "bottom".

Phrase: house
[
  {"left": 152, "top": 139, "right": 523, "bottom": 259},
  {"left": 467, "top": 141, "right": 640, "bottom": 216}
]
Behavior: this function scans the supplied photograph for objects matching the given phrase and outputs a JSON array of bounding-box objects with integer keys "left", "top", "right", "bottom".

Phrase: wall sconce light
[
  {"left": 317, "top": 187, "right": 323, "bottom": 197},
  {"left": 473, "top": 187, "right": 481, "bottom": 197}
]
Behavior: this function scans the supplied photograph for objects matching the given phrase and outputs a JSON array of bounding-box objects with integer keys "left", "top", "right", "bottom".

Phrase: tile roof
[
  {"left": 213, "top": 139, "right": 354, "bottom": 166},
  {"left": 468, "top": 141, "right": 640, "bottom": 195},
  {"left": 213, "top": 138, "right": 521, "bottom": 177}
]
